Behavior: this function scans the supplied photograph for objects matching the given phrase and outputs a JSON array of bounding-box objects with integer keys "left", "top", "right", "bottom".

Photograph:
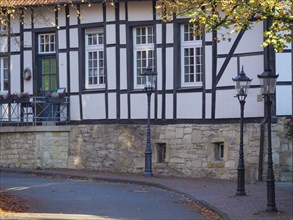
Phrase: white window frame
[
  {"left": 38, "top": 33, "right": 56, "bottom": 54},
  {"left": 0, "top": 57, "right": 8, "bottom": 91},
  {"left": 181, "top": 24, "right": 203, "bottom": 87},
  {"left": 133, "top": 26, "right": 155, "bottom": 89},
  {"left": 85, "top": 28, "right": 105, "bottom": 89}
]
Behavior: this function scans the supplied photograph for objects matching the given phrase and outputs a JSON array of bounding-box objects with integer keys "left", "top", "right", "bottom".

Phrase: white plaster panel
[
  {"left": 166, "top": 24, "right": 174, "bottom": 44},
  {"left": 217, "top": 57, "right": 238, "bottom": 87},
  {"left": 23, "top": 10, "right": 31, "bottom": 29},
  {"left": 58, "top": 53, "right": 67, "bottom": 90},
  {"left": 217, "top": 22, "right": 263, "bottom": 55},
  {"left": 119, "top": 25, "right": 126, "bottom": 45},
  {"left": 166, "top": 47, "right": 174, "bottom": 90},
  {"left": 235, "top": 22, "right": 263, "bottom": 54},
  {"left": 205, "top": 93, "right": 212, "bottom": 119},
  {"left": 70, "top": 95, "right": 81, "bottom": 121},
  {"left": 106, "top": 25, "right": 116, "bottom": 44},
  {"left": 119, "top": 2, "right": 126, "bottom": 20},
  {"left": 58, "top": 7, "right": 66, "bottom": 27},
  {"left": 166, "top": 94, "right": 173, "bottom": 119},
  {"left": 10, "top": 17, "right": 20, "bottom": 34},
  {"left": 0, "top": 37, "right": 8, "bottom": 52},
  {"left": 58, "top": 29, "right": 66, "bottom": 49},
  {"left": 177, "top": 93, "right": 202, "bottom": 119},
  {"left": 70, "top": 28, "right": 79, "bottom": 48},
  {"left": 10, "top": 55, "right": 21, "bottom": 93},
  {"left": 106, "top": 47, "right": 116, "bottom": 90},
  {"left": 24, "top": 32, "right": 32, "bottom": 48},
  {"left": 23, "top": 51, "right": 33, "bottom": 94},
  {"left": 205, "top": 32, "right": 213, "bottom": 42},
  {"left": 34, "top": 7, "right": 56, "bottom": 29},
  {"left": 128, "top": 1, "right": 153, "bottom": 21},
  {"left": 215, "top": 89, "right": 263, "bottom": 118},
  {"left": 106, "top": 5, "right": 115, "bottom": 22},
  {"left": 215, "top": 90, "right": 239, "bottom": 119},
  {"left": 244, "top": 88, "right": 264, "bottom": 117},
  {"left": 69, "top": 51, "right": 79, "bottom": 93},
  {"left": 131, "top": 94, "right": 150, "bottom": 119},
  {"left": 10, "top": 36, "right": 20, "bottom": 52},
  {"left": 156, "top": 24, "right": 162, "bottom": 45},
  {"left": 205, "top": 46, "right": 213, "bottom": 90},
  {"left": 276, "top": 53, "right": 291, "bottom": 81},
  {"left": 120, "top": 94, "right": 128, "bottom": 119},
  {"left": 82, "top": 94, "right": 106, "bottom": 119},
  {"left": 239, "top": 55, "right": 263, "bottom": 86},
  {"left": 108, "top": 92, "right": 117, "bottom": 119},
  {"left": 69, "top": 6, "right": 78, "bottom": 25},
  {"left": 156, "top": 48, "right": 162, "bottom": 91},
  {"left": 120, "top": 48, "right": 127, "bottom": 90},
  {"left": 80, "top": 4, "right": 103, "bottom": 24},
  {"left": 157, "top": 94, "right": 162, "bottom": 119},
  {"left": 276, "top": 86, "right": 292, "bottom": 116}
]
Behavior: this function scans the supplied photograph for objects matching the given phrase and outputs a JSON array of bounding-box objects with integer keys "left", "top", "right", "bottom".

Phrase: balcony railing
[{"left": 0, "top": 96, "right": 70, "bottom": 126}]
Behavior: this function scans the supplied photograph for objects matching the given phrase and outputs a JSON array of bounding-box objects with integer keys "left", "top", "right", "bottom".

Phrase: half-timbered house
[{"left": 0, "top": 0, "right": 292, "bottom": 182}]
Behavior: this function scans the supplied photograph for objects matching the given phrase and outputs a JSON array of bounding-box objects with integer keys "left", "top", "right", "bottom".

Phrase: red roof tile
[{"left": 0, "top": 0, "right": 86, "bottom": 7}]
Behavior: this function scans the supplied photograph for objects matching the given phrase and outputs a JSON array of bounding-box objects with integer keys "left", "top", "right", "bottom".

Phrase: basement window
[
  {"left": 156, "top": 143, "right": 166, "bottom": 163},
  {"left": 214, "top": 142, "right": 224, "bottom": 161}
]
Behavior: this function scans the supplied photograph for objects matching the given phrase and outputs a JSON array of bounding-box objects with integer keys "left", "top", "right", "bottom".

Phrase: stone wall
[
  {"left": 0, "top": 126, "right": 70, "bottom": 169},
  {"left": 0, "top": 119, "right": 292, "bottom": 182}
]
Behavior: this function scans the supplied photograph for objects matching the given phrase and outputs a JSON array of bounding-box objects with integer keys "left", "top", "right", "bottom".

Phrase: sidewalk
[{"left": 1, "top": 168, "right": 292, "bottom": 220}]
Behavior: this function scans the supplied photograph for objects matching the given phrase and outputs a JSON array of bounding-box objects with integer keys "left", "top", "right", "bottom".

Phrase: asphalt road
[{"left": 0, "top": 172, "right": 209, "bottom": 220}]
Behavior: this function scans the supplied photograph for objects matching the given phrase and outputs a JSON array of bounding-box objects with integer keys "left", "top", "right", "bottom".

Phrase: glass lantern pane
[
  {"left": 259, "top": 77, "right": 277, "bottom": 94},
  {"left": 145, "top": 75, "right": 156, "bottom": 90}
]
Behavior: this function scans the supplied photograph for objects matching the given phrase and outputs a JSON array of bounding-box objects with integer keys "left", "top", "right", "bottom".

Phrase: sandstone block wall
[{"left": 0, "top": 118, "right": 291, "bottom": 182}]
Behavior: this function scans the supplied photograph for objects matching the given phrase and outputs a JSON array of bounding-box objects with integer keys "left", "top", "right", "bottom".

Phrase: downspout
[{"left": 258, "top": 118, "right": 266, "bottom": 181}]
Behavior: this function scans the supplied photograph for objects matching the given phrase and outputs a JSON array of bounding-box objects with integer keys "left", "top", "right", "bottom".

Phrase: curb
[{"left": 1, "top": 168, "right": 230, "bottom": 220}]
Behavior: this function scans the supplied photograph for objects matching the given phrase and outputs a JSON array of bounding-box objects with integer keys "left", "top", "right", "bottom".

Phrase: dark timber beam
[{"left": 216, "top": 29, "right": 246, "bottom": 85}]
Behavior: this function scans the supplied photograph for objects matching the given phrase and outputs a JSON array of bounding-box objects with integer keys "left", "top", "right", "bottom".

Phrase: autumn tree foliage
[{"left": 156, "top": 0, "right": 293, "bottom": 52}]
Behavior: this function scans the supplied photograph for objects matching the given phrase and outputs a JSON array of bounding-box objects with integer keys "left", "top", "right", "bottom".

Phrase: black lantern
[
  {"left": 257, "top": 69, "right": 279, "bottom": 212},
  {"left": 232, "top": 66, "right": 252, "bottom": 196},
  {"left": 141, "top": 66, "right": 157, "bottom": 177},
  {"left": 257, "top": 70, "right": 279, "bottom": 95},
  {"left": 232, "top": 66, "right": 252, "bottom": 101},
  {"left": 142, "top": 66, "right": 157, "bottom": 92}
]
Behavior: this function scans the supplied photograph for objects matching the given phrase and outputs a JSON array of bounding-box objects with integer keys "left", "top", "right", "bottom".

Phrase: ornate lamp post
[
  {"left": 257, "top": 69, "right": 279, "bottom": 212},
  {"left": 232, "top": 66, "right": 252, "bottom": 196},
  {"left": 142, "top": 66, "right": 157, "bottom": 177}
]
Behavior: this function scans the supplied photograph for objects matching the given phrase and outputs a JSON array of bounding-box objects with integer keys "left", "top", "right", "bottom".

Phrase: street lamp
[
  {"left": 257, "top": 69, "right": 279, "bottom": 212},
  {"left": 232, "top": 66, "right": 252, "bottom": 196},
  {"left": 142, "top": 66, "right": 157, "bottom": 177}
]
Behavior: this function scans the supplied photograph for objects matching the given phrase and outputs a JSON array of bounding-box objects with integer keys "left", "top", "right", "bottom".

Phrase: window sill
[{"left": 176, "top": 86, "right": 203, "bottom": 92}]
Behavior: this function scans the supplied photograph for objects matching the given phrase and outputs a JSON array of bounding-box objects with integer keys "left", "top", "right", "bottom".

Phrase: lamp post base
[
  {"left": 236, "top": 191, "right": 246, "bottom": 196},
  {"left": 144, "top": 171, "right": 152, "bottom": 177}
]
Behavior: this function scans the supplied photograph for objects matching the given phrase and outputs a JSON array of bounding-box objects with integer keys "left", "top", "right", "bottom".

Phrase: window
[
  {"left": 181, "top": 24, "right": 202, "bottom": 87},
  {"left": 0, "top": 57, "right": 8, "bottom": 91},
  {"left": 156, "top": 143, "right": 166, "bottom": 163},
  {"left": 0, "top": 23, "right": 7, "bottom": 34},
  {"left": 85, "top": 28, "right": 105, "bottom": 89},
  {"left": 214, "top": 142, "right": 224, "bottom": 161},
  {"left": 133, "top": 26, "right": 154, "bottom": 88},
  {"left": 39, "top": 33, "right": 56, "bottom": 53}
]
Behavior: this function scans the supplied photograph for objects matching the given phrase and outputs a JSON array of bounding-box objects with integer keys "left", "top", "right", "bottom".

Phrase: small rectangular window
[
  {"left": 133, "top": 26, "right": 155, "bottom": 89},
  {"left": 181, "top": 24, "right": 202, "bottom": 87},
  {"left": 156, "top": 143, "right": 166, "bottom": 163},
  {"left": 214, "top": 142, "right": 224, "bottom": 161},
  {"left": 0, "top": 23, "right": 7, "bottom": 34},
  {"left": 85, "top": 28, "right": 105, "bottom": 89},
  {"left": 0, "top": 57, "right": 9, "bottom": 91},
  {"left": 38, "top": 33, "right": 55, "bottom": 54}
]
